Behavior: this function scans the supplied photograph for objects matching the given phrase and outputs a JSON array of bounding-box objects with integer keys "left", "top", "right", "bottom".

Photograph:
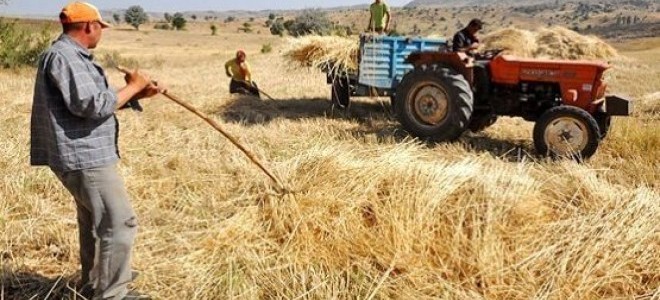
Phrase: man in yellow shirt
[
  {"left": 368, "top": 0, "right": 392, "bottom": 34},
  {"left": 225, "top": 50, "right": 260, "bottom": 98}
]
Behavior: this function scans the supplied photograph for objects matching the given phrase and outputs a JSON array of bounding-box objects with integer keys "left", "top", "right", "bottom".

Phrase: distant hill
[
  {"left": 98, "top": 4, "right": 371, "bottom": 23},
  {"left": 404, "top": 0, "right": 657, "bottom": 7}
]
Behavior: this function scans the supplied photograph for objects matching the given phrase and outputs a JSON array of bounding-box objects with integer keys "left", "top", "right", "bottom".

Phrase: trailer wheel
[
  {"left": 394, "top": 67, "right": 473, "bottom": 141},
  {"left": 331, "top": 76, "right": 350, "bottom": 109},
  {"left": 533, "top": 106, "right": 601, "bottom": 160}
]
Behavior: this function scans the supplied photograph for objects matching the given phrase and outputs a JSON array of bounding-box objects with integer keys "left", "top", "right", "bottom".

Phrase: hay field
[{"left": 1, "top": 25, "right": 659, "bottom": 300}]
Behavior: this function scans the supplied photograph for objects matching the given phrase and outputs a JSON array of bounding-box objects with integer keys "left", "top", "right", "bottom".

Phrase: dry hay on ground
[
  {"left": 481, "top": 26, "right": 618, "bottom": 60},
  {"left": 283, "top": 36, "right": 359, "bottom": 74},
  {"left": 639, "top": 92, "right": 660, "bottom": 115}
]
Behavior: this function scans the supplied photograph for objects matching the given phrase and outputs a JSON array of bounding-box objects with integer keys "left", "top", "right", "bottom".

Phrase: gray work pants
[{"left": 53, "top": 164, "right": 137, "bottom": 300}]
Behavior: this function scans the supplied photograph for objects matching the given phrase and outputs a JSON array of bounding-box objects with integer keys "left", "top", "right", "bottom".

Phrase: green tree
[
  {"left": 261, "top": 43, "right": 272, "bottom": 53},
  {"left": 268, "top": 13, "right": 276, "bottom": 20},
  {"left": 0, "top": 18, "right": 52, "bottom": 68},
  {"left": 112, "top": 13, "right": 121, "bottom": 24},
  {"left": 171, "top": 13, "right": 187, "bottom": 30},
  {"left": 210, "top": 24, "right": 217, "bottom": 35},
  {"left": 164, "top": 13, "right": 173, "bottom": 23},
  {"left": 286, "top": 10, "right": 332, "bottom": 37},
  {"left": 154, "top": 23, "right": 171, "bottom": 30},
  {"left": 283, "top": 20, "right": 295, "bottom": 32},
  {"left": 240, "top": 22, "right": 252, "bottom": 33},
  {"left": 124, "top": 5, "right": 148, "bottom": 30},
  {"left": 191, "top": 14, "right": 197, "bottom": 21},
  {"left": 269, "top": 19, "right": 285, "bottom": 36}
]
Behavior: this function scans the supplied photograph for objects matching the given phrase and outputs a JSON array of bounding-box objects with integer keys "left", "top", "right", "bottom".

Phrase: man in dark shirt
[
  {"left": 31, "top": 2, "right": 161, "bottom": 299},
  {"left": 452, "top": 19, "right": 484, "bottom": 55}
]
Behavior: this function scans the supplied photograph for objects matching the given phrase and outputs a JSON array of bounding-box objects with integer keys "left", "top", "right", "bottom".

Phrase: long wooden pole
[
  {"left": 236, "top": 79, "right": 276, "bottom": 101},
  {"left": 117, "top": 67, "right": 284, "bottom": 190}
]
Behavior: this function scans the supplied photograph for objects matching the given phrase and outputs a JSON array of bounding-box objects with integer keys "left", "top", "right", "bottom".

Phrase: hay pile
[
  {"left": 481, "top": 26, "right": 618, "bottom": 60},
  {"left": 479, "top": 28, "right": 538, "bottom": 57},
  {"left": 283, "top": 27, "right": 615, "bottom": 74},
  {"left": 283, "top": 36, "right": 359, "bottom": 74}
]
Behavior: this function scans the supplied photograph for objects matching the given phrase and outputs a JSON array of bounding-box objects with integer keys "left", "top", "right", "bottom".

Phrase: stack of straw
[
  {"left": 283, "top": 36, "right": 359, "bottom": 74},
  {"left": 481, "top": 26, "right": 618, "bottom": 60}
]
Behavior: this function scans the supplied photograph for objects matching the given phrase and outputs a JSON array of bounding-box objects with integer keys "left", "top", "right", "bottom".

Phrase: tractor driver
[
  {"left": 452, "top": 18, "right": 484, "bottom": 55},
  {"left": 225, "top": 50, "right": 260, "bottom": 98}
]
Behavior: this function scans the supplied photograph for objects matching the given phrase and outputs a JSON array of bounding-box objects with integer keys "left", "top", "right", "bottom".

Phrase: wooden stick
[
  {"left": 257, "top": 89, "right": 276, "bottom": 101},
  {"left": 116, "top": 66, "right": 284, "bottom": 190},
  {"left": 237, "top": 79, "right": 276, "bottom": 101}
]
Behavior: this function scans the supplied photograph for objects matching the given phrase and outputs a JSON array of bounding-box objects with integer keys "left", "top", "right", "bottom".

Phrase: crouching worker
[{"left": 225, "top": 50, "right": 260, "bottom": 98}]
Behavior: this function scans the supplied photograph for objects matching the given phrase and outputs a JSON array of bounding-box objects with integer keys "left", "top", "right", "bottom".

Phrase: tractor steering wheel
[{"left": 475, "top": 49, "right": 504, "bottom": 60}]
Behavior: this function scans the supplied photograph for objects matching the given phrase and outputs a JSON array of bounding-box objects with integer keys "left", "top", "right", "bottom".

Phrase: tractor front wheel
[
  {"left": 533, "top": 106, "right": 601, "bottom": 160},
  {"left": 394, "top": 67, "right": 473, "bottom": 141}
]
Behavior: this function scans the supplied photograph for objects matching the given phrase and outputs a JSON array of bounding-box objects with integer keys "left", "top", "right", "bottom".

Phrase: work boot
[
  {"left": 77, "top": 271, "right": 142, "bottom": 299},
  {"left": 78, "top": 283, "right": 94, "bottom": 299}
]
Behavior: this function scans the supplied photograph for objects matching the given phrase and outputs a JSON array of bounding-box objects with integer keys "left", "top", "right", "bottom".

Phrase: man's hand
[
  {"left": 133, "top": 81, "right": 166, "bottom": 100},
  {"left": 226, "top": 71, "right": 232, "bottom": 78},
  {"left": 122, "top": 68, "right": 151, "bottom": 90},
  {"left": 115, "top": 67, "right": 159, "bottom": 110}
]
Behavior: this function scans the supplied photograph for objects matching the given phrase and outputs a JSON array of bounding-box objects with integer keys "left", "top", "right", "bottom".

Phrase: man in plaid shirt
[{"left": 30, "top": 2, "right": 161, "bottom": 299}]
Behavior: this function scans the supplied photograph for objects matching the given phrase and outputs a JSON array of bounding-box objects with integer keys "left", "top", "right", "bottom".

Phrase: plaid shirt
[{"left": 31, "top": 34, "right": 120, "bottom": 172}]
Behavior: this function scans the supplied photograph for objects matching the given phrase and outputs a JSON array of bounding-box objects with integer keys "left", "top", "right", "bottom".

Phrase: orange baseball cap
[{"left": 59, "top": 2, "right": 111, "bottom": 28}]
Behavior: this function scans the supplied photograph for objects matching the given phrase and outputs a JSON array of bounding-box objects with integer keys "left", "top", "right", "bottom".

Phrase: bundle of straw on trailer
[{"left": 283, "top": 36, "right": 359, "bottom": 75}]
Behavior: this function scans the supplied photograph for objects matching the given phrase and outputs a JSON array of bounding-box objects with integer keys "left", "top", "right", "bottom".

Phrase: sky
[{"left": 1, "top": 0, "right": 411, "bottom": 16}]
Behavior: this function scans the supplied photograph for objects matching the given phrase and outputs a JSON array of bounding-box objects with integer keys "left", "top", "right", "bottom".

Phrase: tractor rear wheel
[
  {"left": 394, "top": 67, "right": 473, "bottom": 141},
  {"left": 331, "top": 76, "right": 350, "bottom": 109},
  {"left": 533, "top": 106, "right": 601, "bottom": 160}
]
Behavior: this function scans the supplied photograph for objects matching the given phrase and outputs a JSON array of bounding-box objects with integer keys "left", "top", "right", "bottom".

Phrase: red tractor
[{"left": 394, "top": 51, "right": 633, "bottom": 159}]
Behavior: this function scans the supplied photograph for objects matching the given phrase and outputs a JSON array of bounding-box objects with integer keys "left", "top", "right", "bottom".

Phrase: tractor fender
[{"left": 406, "top": 51, "right": 475, "bottom": 85}]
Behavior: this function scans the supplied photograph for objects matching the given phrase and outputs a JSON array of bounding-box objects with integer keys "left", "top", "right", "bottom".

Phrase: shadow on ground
[
  {"left": 461, "top": 134, "right": 539, "bottom": 162},
  {"left": 1, "top": 271, "right": 86, "bottom": 300},
  {"left": 215, "top": 95, "right": 395, "bottom": 125},
  {"left": 216, "top": 95, "right": 540, "bottom": 161}
]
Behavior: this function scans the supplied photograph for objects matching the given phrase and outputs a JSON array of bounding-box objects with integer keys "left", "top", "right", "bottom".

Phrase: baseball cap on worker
[{"left": 59, "top": 2, "right": 111, "bottom": 28}]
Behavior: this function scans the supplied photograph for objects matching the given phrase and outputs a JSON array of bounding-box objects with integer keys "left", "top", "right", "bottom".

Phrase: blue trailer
[{"left": 329, "top": 34, "right": 449, "bottom": 108}]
